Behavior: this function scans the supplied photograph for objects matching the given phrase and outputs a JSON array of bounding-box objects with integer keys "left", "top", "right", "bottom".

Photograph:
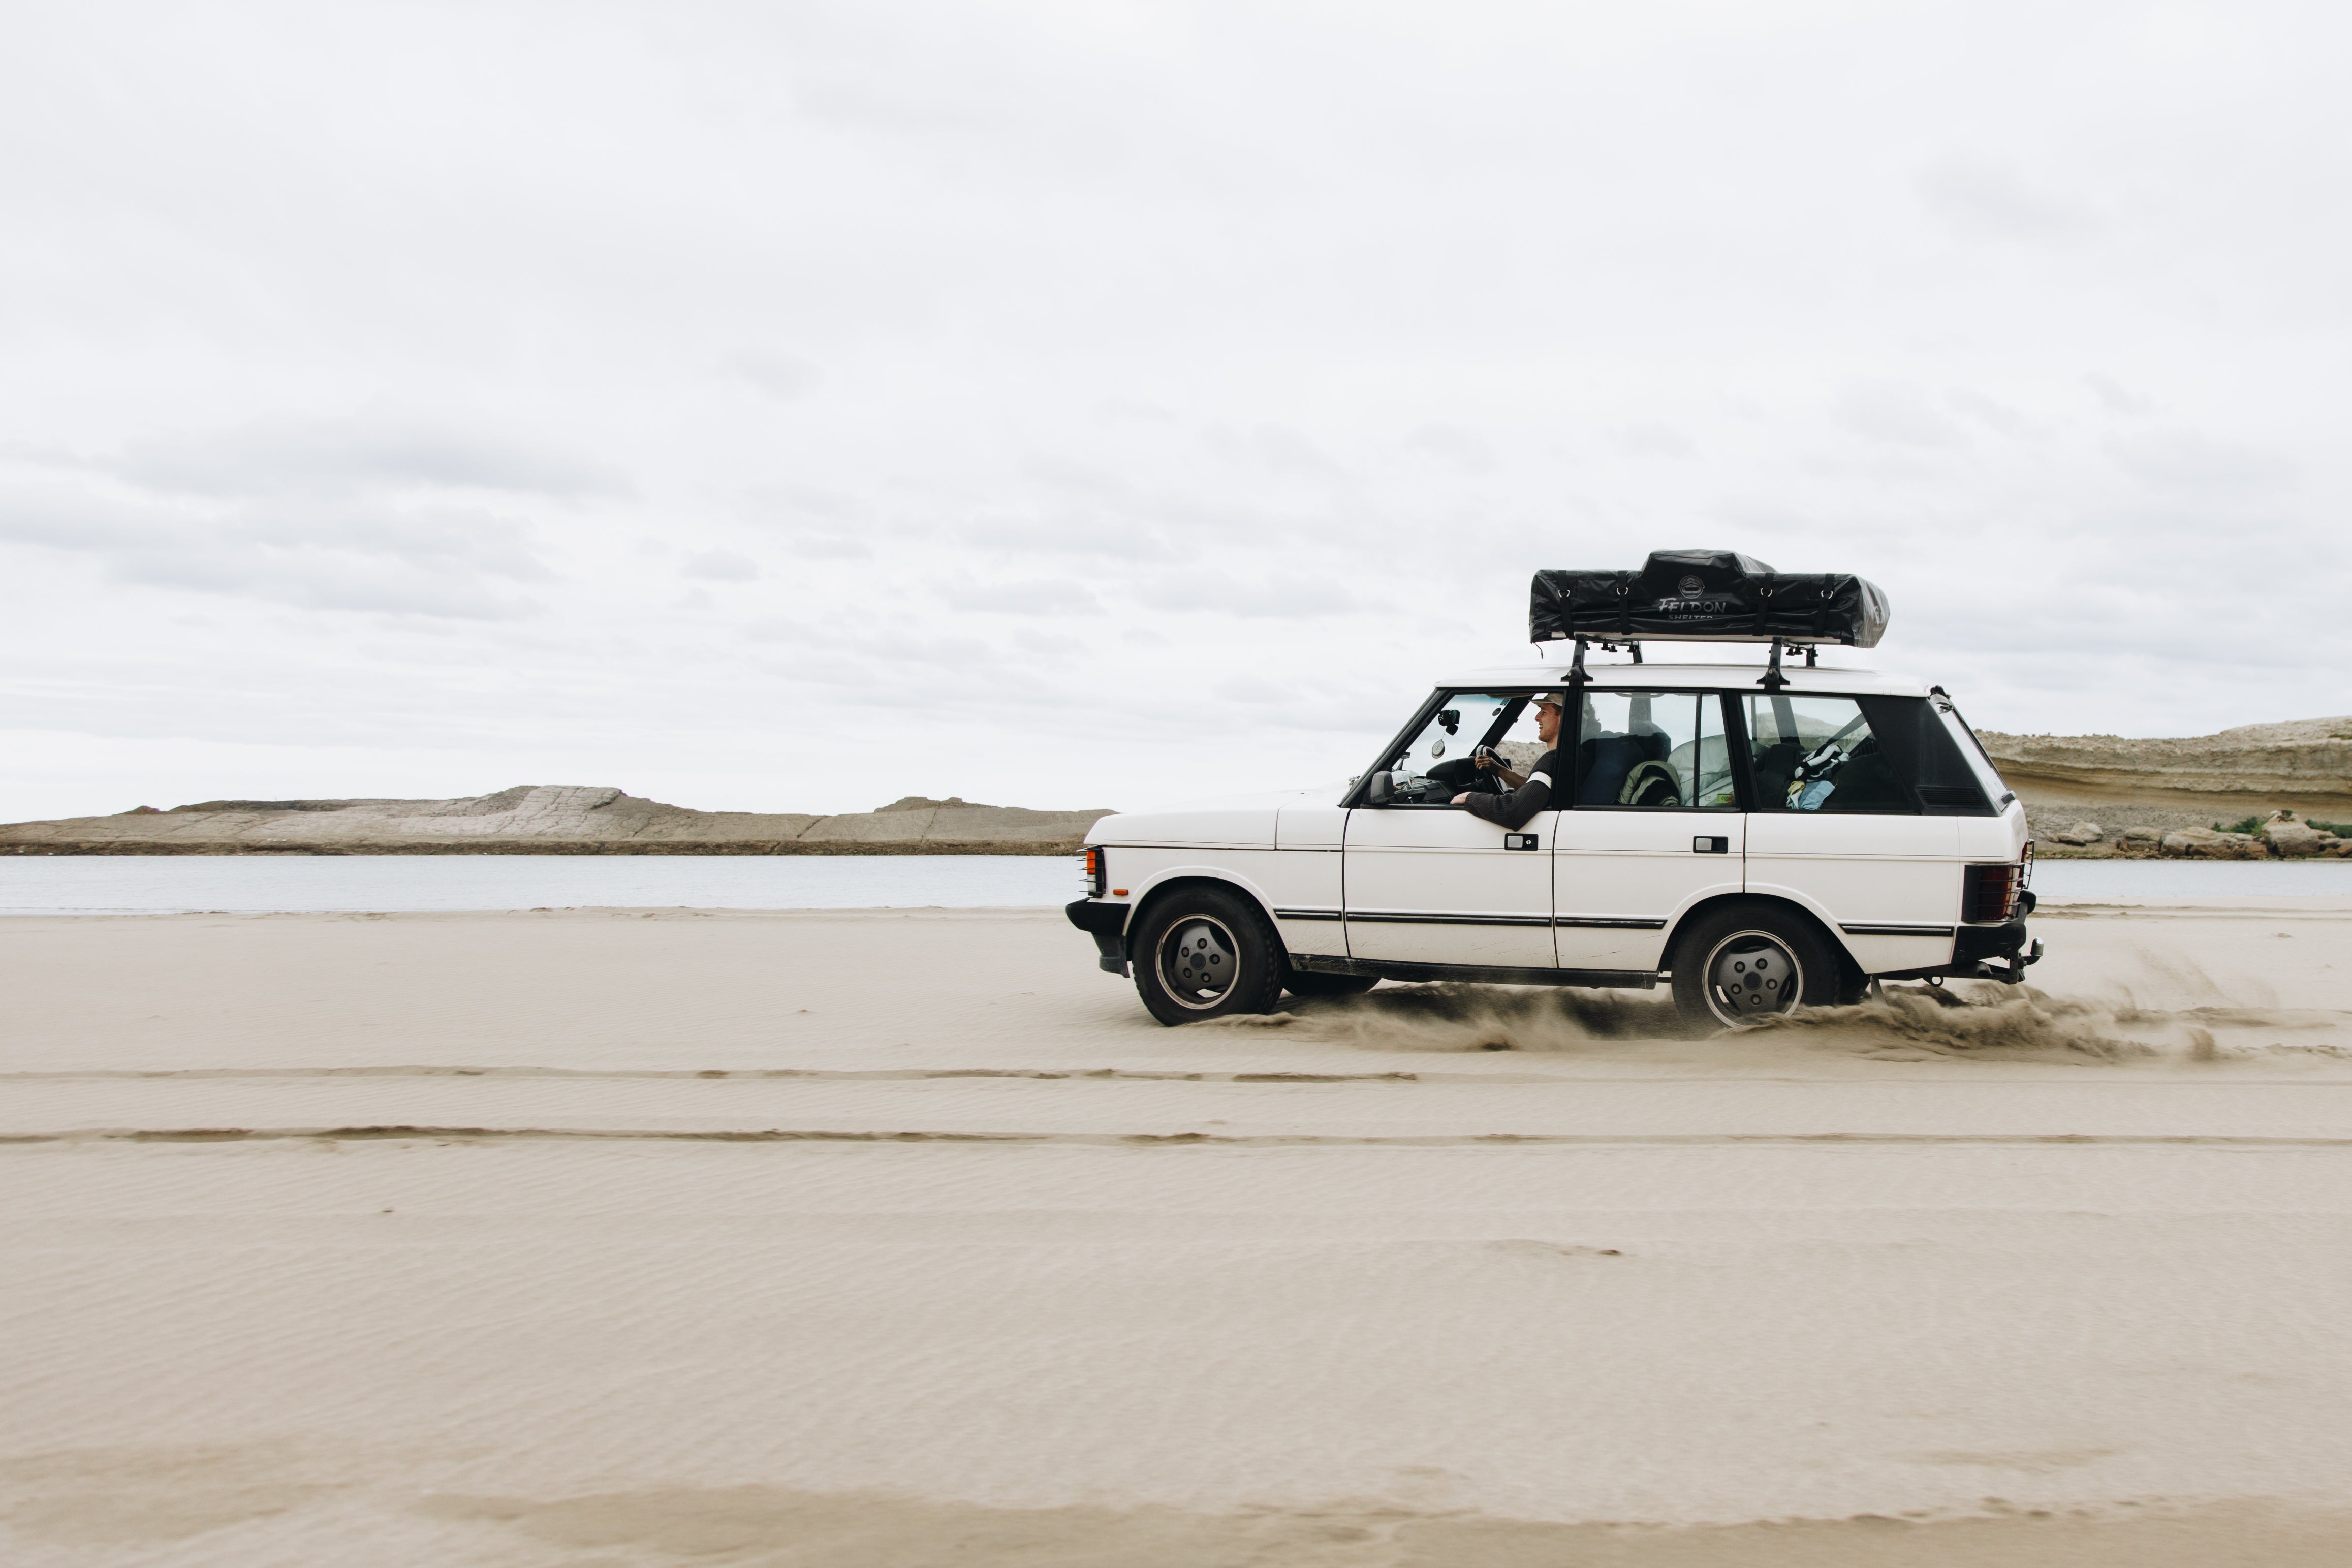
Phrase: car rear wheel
[
  {"left": 1132, "top": 886, "right": 1286, "bottom": 1026},
  {"left": 1669, "top": 903, "right": 1840, "bottom": 1031}
]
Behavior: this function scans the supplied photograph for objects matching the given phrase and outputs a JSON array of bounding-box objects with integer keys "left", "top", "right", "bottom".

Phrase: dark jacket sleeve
[{"left": 1462, "top": 749, "right": 1560, "bottom": 830}]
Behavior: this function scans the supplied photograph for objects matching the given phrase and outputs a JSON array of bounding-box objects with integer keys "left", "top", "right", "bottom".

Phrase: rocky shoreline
[
  {"left": 1982, "top": 715, "right": 2352, "bottom": 860},
  {"left": 2026, "top": 809, "right": 2352, "bottom": 860},
  {"left": 0, "top": 787, "right": 1112, "bottom": 857}
]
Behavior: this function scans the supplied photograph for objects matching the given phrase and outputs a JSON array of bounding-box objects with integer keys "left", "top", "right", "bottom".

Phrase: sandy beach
[{"left": 8, "top": 900, "right": 2352, "bottom": 1564}]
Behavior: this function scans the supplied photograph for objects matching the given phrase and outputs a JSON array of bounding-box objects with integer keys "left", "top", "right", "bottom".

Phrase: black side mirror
[{"left": 1366, "top": 771, "right": 1393, "bottom": 805}]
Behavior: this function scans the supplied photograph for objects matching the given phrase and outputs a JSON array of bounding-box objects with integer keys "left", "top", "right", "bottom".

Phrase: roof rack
[{"left": 1559, "top": 633, "right": 1816, "bottom": 692}]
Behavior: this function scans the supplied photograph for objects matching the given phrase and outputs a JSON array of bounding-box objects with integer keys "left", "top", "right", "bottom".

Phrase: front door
[
  {"left": 1341, "top": 689, "right": 1559, "bottom": 969},
  {"left": 1343, "top": 806, "right": 1560, "bottom": 967},
  {"left": 1552, "top": 690, "right": 1747, "bottom": 971}
]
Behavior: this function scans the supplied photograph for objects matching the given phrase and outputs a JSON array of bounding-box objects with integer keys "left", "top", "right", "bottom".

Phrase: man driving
[{"left": 1451, "top": 692, "right": 1562, "bottom": 830}]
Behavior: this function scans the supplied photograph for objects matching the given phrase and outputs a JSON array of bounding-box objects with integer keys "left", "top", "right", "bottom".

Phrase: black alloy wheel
[
  {"left": 1668, "top": 902, "right": 1840, "bottom": 1031},
  {"left": 1132, "top": 886, "right": 1285, "bottom": 1026}
]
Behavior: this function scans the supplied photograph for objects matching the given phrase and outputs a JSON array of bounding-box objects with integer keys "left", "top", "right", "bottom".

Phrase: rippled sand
[{"left": 6, "top": 900, "right": 2352, "bottom": 1564}]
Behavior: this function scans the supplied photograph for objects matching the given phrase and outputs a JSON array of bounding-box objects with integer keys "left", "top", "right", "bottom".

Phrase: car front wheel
[
  {"left": 1669, "top": 903, "right": 1840, "bottom": 1031},
  {"left": 1132, "top": 886, "right": 1285, "bottom": 1026}
]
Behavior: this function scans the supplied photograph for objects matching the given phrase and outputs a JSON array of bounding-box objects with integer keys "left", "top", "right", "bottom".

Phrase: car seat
[
  {"left": 1751, "top": 739, "right": 1804, "bottom": 806},
  {"left": 1617, "top": 759, "right": 1682, "bottom": 807},
  {"left": 1818, "top": 737, "right": 1905, "bottom": 811},
  {"left": 1577, "top": 730, "right": 1671, "bottom": 804}
]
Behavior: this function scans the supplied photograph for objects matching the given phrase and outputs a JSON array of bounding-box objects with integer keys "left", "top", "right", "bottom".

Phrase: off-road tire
[
  {"left": 1132, "top": 886, "right": 1287, "bottom": 1026},
  {"left": 1282, "top": 970, "right": 1380, "bottom": 999},
  {"left": 1668, "top": 902, "right": 1841, "bottom": 1031}
]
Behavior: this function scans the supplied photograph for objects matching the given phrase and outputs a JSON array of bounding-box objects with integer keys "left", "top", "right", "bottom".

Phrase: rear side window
[
  {"left": 1927, "top": 697, "right": 2016, "bottom": 810},
  {"left": 1843, "top": 696, "right": 2003, "bottom": 814},
  {"left": 1741, "top": 695, "right": 1912, "bottom": 813}
]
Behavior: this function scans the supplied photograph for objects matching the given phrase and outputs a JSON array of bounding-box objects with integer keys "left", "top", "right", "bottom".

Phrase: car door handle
[
  {"left": 1692, "top": 836, "right": 1730, "bottom": 854},
  {"left": 1504, "top": 833, "right": 1540, "bottom": 851}
]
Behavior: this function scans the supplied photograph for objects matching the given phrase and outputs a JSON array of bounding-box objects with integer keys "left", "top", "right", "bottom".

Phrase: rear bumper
[
  {"left": 1064, "top": 899, "right": 1132, "bottom": 975},
  {"left": 1876, "top": 914, "right": 2040, "bottom": 984}
]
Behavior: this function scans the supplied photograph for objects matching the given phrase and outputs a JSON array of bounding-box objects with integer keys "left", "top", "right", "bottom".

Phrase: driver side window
[
  {"left": 1742, "top": 695, "right": 1909, "bottom": 813},
  {"left": 1375, "top": 692, "right": 1535, "bottom": 806}
]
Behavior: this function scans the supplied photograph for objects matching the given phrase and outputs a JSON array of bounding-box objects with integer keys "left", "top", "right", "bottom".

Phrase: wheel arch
[
  {"left": 1126, "top": 870, "right": 1290, "bottom": 957},
  {"left": 1660, "top": 891, "right": 1864, "bottom": 988}
]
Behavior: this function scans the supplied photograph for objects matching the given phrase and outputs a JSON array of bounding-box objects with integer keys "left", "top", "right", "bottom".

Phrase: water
[
  {"left": 1, "top": 852, "right": 2345, "bottom": 917},
  {"left": 0, "top": 855, "right": 1085, "bottom": 915},
  {"left": 2027, "top": 858, "right": 2352, "bottom": 900}
]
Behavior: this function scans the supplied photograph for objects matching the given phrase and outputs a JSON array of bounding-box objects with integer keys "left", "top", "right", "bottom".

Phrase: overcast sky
[{"left": 4, "top": 1, "right": 2347, "bottom": 821}]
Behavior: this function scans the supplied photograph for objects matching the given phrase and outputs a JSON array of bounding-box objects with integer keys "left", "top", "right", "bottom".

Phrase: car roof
[{"left": 1431, "top": 659, "right": 1933, "bottom": 699}]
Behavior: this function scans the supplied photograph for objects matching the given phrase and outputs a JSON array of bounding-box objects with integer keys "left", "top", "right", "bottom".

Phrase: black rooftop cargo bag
[{"left": 1529, "top": 550, "right": 1890, "bottom": 647}]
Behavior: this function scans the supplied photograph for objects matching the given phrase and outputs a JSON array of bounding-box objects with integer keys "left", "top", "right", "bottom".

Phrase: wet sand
[{"left": 6, "top": 900, "right": 2352, "bottom": 1564}]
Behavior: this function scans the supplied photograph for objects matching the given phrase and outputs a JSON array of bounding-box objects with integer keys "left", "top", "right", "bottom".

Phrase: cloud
[
  {"left": 0, "top": 467, "right": 555, "bottom": 621},
  {"left": 1619, "top": 424, "right": 1695, "bottom": 459},
  {"left": 105, "top": 422, "right": 629, "bottom": 501},
  {"left": 728, "top": 349, "right": 823, "bottom": 402},
  {"left": 1916, "top": 154, "right": 2099, "bottom": 241},
  {"left": 1134, "top": 573, "right": 1364, "bottom": 619},
  {"left": 936, "top": 578, "right": 1102, "bottom": 615},
  {"left": 1202, "top": 424, "right": 1349, "bottom": 481},
  {"left": 2108, "top": 430, "right": 2293, "bottom": 494},
  {"left": 1835, "top": 383, "right": 1969, "bottom": 450},
  {"left": 2085, "top": 374, "right": 2152, "bottom": 417},
  {"left": 1947, "top": 391, "right": 2048, "bottom": 442},
  {"left": 682, "top": 549, "right": 760, "bottom": 581},
  {"left": 1403, "top": 423, "right": 1497, "bottom": 473}
]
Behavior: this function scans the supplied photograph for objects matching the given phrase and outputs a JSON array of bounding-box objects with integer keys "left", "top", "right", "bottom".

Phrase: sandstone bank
[
  {"left": 1980, "top": 715, "right": 2352, "bottom": 806},
  {"left": 0, "top": 786, "right": 1112, "bottom": 856}
]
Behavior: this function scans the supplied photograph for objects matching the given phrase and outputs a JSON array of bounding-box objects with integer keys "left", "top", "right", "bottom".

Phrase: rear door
[
  {"left": 1552, "top": 689, "right": 1747, "bottom": 973},
  {"left": 1738, "top": 692, "right": 1961, "bottom": 973}
]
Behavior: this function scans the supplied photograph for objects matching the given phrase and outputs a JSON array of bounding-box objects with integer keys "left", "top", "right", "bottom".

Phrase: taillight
[
  {"left": 1962, "top": 861, "right": 2023, "bottom": 924},
  {"left": 1081, "top": 846, "right": 1105, "bottom": 898}
]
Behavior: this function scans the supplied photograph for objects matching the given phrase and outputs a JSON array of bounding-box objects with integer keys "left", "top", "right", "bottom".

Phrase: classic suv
[{"left": 1065, "top": 657, "right": 2037, "bottom": 1028}]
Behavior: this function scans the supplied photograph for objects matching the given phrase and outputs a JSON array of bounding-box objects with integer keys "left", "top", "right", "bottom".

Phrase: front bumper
[{"left": 1064, "top": 899, "right": 1132, "bottom": 976}]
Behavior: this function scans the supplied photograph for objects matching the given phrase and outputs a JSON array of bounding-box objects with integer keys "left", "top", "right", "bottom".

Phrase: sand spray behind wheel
[{"left": 1205, "top": 978, "right": 2352, "bottom": 1064}]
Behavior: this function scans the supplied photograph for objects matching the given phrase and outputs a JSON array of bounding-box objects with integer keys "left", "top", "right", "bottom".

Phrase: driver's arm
[
  {"left": 1476, "top": 754, "right": 1527, "bottom": 789},
  {"left": 1455, "top": 750, "right": 1557, "bottom": 829}
]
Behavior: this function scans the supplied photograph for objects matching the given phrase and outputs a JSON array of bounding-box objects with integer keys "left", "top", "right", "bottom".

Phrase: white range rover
[{"left": 1068, "top": 558, "right": 2037, "bottom": 1029}]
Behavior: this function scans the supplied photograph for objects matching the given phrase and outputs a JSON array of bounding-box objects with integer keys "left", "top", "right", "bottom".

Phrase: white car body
[{"left": 1071, "top": 657, "right": 2036, "bottom": 1008}]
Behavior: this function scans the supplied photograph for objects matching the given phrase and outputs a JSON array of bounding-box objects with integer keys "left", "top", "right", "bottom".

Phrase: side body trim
[
  {"left": 1292, "top": 954, "right": 1657, "bottom": 990},
  {"left": 1342, "top": 911, "right": 1554, "bottom": 928}
]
